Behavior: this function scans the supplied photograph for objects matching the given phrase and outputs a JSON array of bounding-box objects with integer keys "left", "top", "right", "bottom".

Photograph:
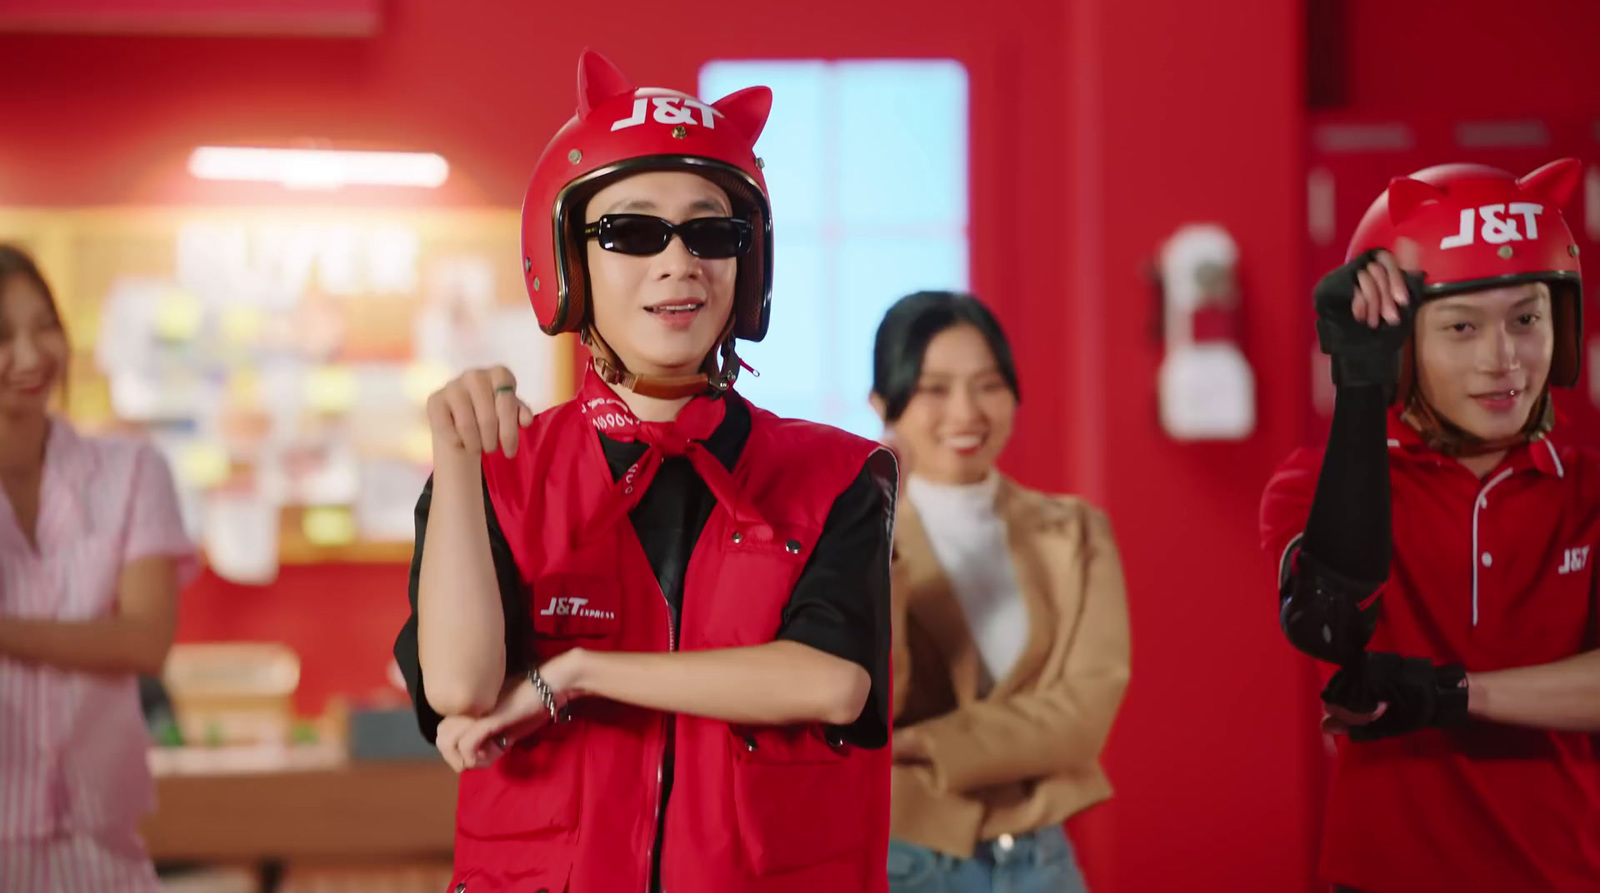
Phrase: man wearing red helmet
[
  {"left": 1261, "top": 158, "right": 1600, "bottom": 893},
  {"left": 392, "top": 50, "right": 894, "bottom": 893}
]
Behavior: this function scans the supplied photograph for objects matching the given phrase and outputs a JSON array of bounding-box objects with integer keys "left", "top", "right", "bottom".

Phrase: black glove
[
  {"left": 1312, "top": 249, "right": 1426, "bottom": 399},
  {"left": 1322, "top": 652, "right": 1469, "bottom": 742}
]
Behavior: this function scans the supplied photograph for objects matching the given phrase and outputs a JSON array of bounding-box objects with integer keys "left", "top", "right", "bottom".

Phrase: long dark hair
[{"left": 871, "top": 290, "right": 1020, "bottom": 422}]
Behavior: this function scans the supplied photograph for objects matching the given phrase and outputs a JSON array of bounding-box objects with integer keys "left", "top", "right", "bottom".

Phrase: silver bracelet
[{"left": 527, "top": 665, "right": 570, "bottom": 724}]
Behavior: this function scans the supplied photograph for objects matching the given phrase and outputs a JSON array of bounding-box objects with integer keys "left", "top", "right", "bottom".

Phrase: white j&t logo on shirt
[
  {"left": 539, "top": 597, "right": 616, "bottom": 620},
  {"left": 1558, "top": 546, "right": 1590, "bottom": 575}
]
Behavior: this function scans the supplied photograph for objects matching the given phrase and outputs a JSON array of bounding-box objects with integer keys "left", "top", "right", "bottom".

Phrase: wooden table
[{"left": 142, "top": 745, "right": 457, "bottom": 864}]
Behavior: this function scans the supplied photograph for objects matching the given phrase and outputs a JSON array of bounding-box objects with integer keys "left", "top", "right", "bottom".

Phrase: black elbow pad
[{"left": 1279, "top": 538, "right": 1383, "bottom": 665}]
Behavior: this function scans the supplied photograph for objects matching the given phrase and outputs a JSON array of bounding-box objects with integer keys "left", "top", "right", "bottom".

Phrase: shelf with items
[{"left": 0, "top": 205, "right": 575, "bottom": 572}]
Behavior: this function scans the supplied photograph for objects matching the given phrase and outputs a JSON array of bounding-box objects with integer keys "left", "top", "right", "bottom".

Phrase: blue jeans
[{"left": 887, "top": 825, "right": 1089, "bottom": 893}]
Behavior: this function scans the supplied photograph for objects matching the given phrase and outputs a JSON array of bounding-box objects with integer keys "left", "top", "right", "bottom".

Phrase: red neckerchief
[{"left": 576, "top": 366, "right": 773, "bottom": 545}]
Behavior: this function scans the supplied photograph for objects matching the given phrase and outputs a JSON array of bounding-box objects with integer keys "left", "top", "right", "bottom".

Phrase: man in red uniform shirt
[
  {"left": 392, "top": 50, "right": 895, "bottom": 893},
  {"left": 1261, "top": 158, "right": 1600, "bottom": 893}
]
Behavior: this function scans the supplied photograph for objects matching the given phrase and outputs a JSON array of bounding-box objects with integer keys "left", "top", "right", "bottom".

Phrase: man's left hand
[{"left": 1321, "top": 652, "right": 1468, "bottom": 742}]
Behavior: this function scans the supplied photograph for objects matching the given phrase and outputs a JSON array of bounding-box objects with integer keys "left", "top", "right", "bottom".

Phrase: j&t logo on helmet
[
  {"left": 612, "top": 92, "right": 723, "bottom": 132},
  {"left": 1440, "top": 203, "right": 1546, "bottom": 250}
]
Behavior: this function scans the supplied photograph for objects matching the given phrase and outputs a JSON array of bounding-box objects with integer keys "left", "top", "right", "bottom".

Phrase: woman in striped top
[{"left": 0, "top": 245, "right": 195, "bottom": 892}]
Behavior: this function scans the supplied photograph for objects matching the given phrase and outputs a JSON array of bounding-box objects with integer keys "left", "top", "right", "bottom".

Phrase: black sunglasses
[{"left": 582, "top": 214, "right": 752, "bottom": 259}]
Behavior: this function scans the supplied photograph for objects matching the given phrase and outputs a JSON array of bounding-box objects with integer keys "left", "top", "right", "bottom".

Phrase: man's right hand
[
  {"left": 426, "top": 365, "right": 535, "bottom": 458},
  {"left": 1312, "top": 241, "right": 1426, "bottom": 393},
  {"left": 1346, "top": 242, "right": 1418, "bottom": 329},
  {"left": 436, "top": 714, "right": 507, "bottom": 772}
]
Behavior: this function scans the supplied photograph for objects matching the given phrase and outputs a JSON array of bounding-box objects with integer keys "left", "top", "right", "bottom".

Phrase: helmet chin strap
[
  {"left": 1402, "top": 386, "right": 1554, "bottom": 457},
  {"left": 582, "top": 315, "right": 742, "bottom": 401}
]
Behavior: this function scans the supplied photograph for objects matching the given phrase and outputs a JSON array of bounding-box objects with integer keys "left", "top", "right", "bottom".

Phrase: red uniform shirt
[{"left": 1261, "top": 410, "right": 1600, "bottom": 893}]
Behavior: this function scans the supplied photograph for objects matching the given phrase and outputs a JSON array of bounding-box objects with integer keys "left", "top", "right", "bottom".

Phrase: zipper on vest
[
  {"left": 644, "top": 750, "right": 666, "bottom": 893},
  {"left": 643, "top": 587, "right": 677, "bottom": 893}
]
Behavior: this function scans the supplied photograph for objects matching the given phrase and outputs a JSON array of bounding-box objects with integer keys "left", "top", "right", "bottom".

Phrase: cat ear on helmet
[
  {"left": 577, "top": 48, "right": 635, "bottom": 119},
  {"left": 1517, "top": 158, "right": 1583, "bottom": 207},
  {"left": 1387, "top": 176, "right": 1448, "bottom": 224},
  {"left": 711, "top": 86, "right": 773, "bottom": 145}
]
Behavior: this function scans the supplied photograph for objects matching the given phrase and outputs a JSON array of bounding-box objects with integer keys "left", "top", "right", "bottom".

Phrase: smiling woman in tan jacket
[{"left": 871, "top": 291, "right": 1131, "bottom": 893}]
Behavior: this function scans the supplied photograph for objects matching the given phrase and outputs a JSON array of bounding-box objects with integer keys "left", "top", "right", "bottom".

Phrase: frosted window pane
[
  {"left": 699, "top": 61, "right": 830, "bottom": 231},
  {"left": 733, "top": 235, "right": 828, "bottom": 411},
  {"left": 832, "top": 236, "right": 969, "bottom": 424},
  {"left": 695, "top": 59, "right": 969, "bottom": 441},
  {"left": 837, "top": 61, "right": 969, "bottom": 228}
]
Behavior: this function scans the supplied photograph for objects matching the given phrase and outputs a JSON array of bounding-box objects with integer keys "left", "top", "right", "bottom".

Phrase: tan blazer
[{"left": 890, "top": 475, "right": 1131, "bottom": 858}]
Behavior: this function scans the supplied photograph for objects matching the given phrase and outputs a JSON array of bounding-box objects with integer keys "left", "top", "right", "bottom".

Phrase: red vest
[{"left": 449, "top": 394, "right": 892, "bottom": 893}]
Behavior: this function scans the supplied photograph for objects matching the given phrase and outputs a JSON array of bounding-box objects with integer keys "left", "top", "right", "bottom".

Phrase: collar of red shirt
[{"left": 1384, "top": 407, "right": 1565, "bottom": 478}]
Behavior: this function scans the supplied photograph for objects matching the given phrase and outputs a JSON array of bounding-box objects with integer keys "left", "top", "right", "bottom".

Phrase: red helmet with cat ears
[
  {"left": 520, "top": 49, "right": 774, "bottom": 341},
  {"left": 1346, "top": 158, "right": 1585, "bottom": 386}
]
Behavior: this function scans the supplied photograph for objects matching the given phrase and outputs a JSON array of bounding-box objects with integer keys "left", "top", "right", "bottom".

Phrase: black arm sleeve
[
  {"left": 1302, "top": 384, "right": 1393, "bottom": 581},
  {"left": 775, "top": 450, "right": 897, "bottom": 749},
  {"left": 1280, "top": 383, "right": 1391, "bottom": 665},
  {"left": 1281, "top": 250, "right": 1423, "bottom": 666},
  {"left": 391, "top": 472, "right": 531, "bottom": 745},
  {"left": 1296, "top": 248, "right": 1425, "bottom": 584}
]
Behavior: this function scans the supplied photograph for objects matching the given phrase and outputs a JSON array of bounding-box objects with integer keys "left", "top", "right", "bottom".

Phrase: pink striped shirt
[{"left": 0, "top": 418, "right": 196, "bottom": 842}]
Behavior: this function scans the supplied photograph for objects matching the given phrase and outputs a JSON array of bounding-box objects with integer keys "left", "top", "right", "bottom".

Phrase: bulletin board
[{"left": 0, "top": 206, "right": 575, "bottom": 576}]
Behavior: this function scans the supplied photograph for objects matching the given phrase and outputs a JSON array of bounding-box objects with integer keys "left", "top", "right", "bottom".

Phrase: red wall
[
  {"left": 1339, "top": 0, "right": 1600, "bottom": 117},
  {"left": 1063, "top": 2, "right": 1317, "bottom": 892},
  {"left": 0, "top": 2, "right": 1323, "bottom": 892}
]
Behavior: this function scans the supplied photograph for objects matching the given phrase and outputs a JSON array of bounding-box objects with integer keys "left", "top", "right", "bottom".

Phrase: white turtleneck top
[{"left": 904, "top": 472, "right": 1028, "bottom": 693}]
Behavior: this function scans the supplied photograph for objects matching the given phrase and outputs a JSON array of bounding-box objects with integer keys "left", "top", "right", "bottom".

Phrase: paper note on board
[
  {"left": 402, "top": 360, "right": 453, "bottom": 405},
  {"left": 367, "top": 224, "right": 421, "bottom": 295},
  {"left": 175, "top": 442, "right": 232, "bottom": 489},
  {"left": 314, "top": 224, "right": 364, "bottom": 297},
  {"left": 294, "top": 445, "right": 361, "bottom": 505},
  {"left": 482, "top": 309, "right": 552, "bottom": 410},
  {"left": 402, "top": 423, "right": 433, "bottom": 465},
  {"left": 153, "top": 289, "right": 204, "bottom": 343},
  {"left": 302, "top": 506, "right": 357, "bottom": 547},
  {"left": 357, "top": 458, "right": 430, "bottom": 541},
  {"left": 304, "top": 366, "right": 358, "bottom": 415},
  {"left": 204, "top": 493, "right": 280, "bottom": 585},
  {"left": 95, "top": 278, "right": 167, "bottom": 374},
  {"left": 220, "top": 306, "right": 265, "bottom": 348}
]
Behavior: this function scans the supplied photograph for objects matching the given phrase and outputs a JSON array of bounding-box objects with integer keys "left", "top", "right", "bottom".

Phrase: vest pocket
[
  {"left": 448, "top": 841, "right": 575, "bottom": 893},
  {"left": 454, "top": 719, "right": 586, "bottom": 839},
  {"left": 729, "top": 723, "right": 866, "bottom": 875}
]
